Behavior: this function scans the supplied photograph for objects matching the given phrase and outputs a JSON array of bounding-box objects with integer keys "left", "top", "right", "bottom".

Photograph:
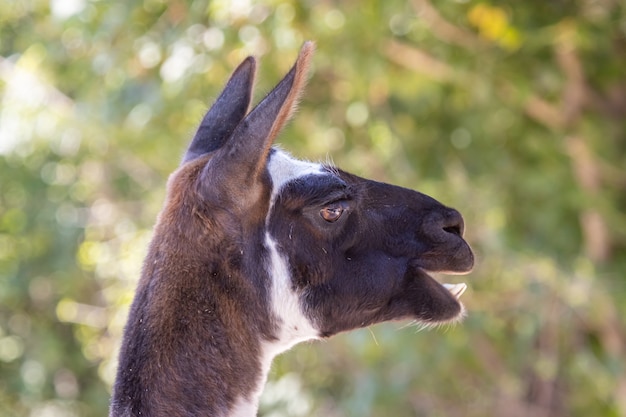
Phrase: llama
[{"left": 110, "top": 41, "right": 474, "bottom": 417}]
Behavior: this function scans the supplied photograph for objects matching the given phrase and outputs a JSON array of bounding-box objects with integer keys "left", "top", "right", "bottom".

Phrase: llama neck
[{"left": 111, "top": 234, "right": 280, "bottom": 417}]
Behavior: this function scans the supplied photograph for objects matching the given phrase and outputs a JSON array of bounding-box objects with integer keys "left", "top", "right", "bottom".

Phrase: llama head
[
  {"left": 110, "top": 41, "right": 475, "bottom": 417},
  {"left": 177, "top": 41, "right": 474, "bottom": 345}
]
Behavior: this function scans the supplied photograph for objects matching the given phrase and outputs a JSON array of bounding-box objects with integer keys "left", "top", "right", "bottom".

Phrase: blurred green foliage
[{"left": 1, "top": 0, "right": 625, "bottom": 416}]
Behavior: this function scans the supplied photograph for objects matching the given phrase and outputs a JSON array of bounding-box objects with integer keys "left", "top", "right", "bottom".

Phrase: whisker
[
  {"left": 397, "top": 320, "right": 417, "bottom": 331},
  {"left": 367, "top": 327, "right": 379, "bottom": 346}
]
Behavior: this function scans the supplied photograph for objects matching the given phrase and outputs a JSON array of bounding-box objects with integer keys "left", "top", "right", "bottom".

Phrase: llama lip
[{"left": 442, "top": 283, "right": 467, "bottom": 300}]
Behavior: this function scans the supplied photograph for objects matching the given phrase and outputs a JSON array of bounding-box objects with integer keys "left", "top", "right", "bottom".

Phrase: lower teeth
[{"left": 443, "top": 283, "right": 467, "bottom": 299}]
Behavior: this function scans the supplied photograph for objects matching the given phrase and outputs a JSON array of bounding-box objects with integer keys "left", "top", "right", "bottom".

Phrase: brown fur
[{"left": 110, "top": 156, "right": 276, "bottom": 416}]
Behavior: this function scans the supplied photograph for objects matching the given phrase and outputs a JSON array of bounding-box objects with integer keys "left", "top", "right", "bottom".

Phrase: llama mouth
[{"left": 411, "top": 262, "right": 469, "bottom": 301}]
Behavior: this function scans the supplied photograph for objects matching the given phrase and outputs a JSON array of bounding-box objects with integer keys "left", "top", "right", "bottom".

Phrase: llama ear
[
  {"left": 237, "top": 41, "right": 315, "bottom": 160},
  {"left": 206, "top": 42, "right": 315, "bottom": 190},
  {"left": 182, "top": 56, "right": 257, "bottom": 163}
]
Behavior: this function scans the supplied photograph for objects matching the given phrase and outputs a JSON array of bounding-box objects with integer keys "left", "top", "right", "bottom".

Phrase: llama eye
[{"left": 320, "top": 202, "right": 348, "bottom": 222}]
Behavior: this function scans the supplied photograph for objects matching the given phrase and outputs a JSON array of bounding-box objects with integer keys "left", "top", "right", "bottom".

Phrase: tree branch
[
  {"left": 410, "top": 0, "right": 483, "bottom": 49},
  {"left": 384, "top": 40, "right": 460, "bottom": 82}
]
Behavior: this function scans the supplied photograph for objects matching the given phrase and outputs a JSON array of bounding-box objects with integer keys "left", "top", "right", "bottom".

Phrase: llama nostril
[{"left": 442, "top": 210, "right": 464, "bottom": 237}]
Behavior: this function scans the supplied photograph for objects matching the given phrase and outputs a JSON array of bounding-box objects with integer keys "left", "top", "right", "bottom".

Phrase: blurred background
[{"left": 1, "top": 0, "right": 625, "bottom": 416}]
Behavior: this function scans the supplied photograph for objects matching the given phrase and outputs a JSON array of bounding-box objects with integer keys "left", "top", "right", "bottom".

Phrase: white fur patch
[
  {"left": 265, "top": 149, "right": 324, "bottom": 340},
  {"left": 264, "top": 149, "right": 323, "bottom": 351},
  {"left": 267, "top": 149, "right": 325, "bottom": 201},
  {"left": 229, "top": 151, "right": 324, "bottom": 417},
  {"left": 264, "top": 234, "right": 319, "bottom": 350}
]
